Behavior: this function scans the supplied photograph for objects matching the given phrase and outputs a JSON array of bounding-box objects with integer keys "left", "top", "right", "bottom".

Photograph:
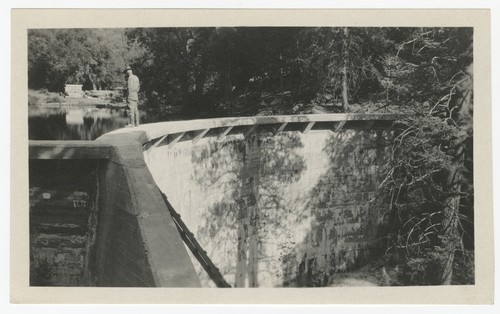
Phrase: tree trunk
[
  {"left": 279, "top": 52, "right": 283, "bottom": 94},
  {"left": 227, "top": 60, "right": 233, "bottom": 115},
  {"left": 440, "top": 165, "right": 462, "bottom": 285},
  {"left": 440, "top": 65, "right": 473, "bottom": 285},
  {"left": 235, "top": 221, "right": 247, "bottom": 287},
  {"left": 342, "top": 27, "right": 349, "bottom": 111}
]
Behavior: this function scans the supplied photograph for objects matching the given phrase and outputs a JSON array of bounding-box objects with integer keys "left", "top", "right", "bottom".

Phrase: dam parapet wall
[
  {"left": 29, "top": 113, "right": 399, "bottom": 287},
  {"left": 138, "top": 114, "right": 397, "bottom": 287}
]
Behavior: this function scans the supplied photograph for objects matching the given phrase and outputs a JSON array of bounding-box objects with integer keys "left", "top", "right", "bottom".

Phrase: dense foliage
[
  {"left": 28, "top": 27, "right": 474, "bottom": 285},
  {"left": 372, "top": 28, "right": 474, "bottom": 285},
  {"left": 28, "top": 29, "right": 143, "bottom": 92}
]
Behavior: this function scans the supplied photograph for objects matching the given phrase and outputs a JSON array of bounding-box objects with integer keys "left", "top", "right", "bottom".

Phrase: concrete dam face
[
  {"left": 145, "top": 120, "right": 393, "bottom": 287},
  {"left": 28, "top": 114, "right": 396, "bottom": 287}
]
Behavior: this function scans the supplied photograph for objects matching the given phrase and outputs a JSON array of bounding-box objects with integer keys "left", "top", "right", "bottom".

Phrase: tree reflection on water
[{"left": 28, "top": 107, "right": 129, "bottom": 140}]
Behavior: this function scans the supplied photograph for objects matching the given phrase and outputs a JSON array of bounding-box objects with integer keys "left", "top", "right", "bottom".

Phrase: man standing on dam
[{"left": 124, "top": 65, "right": 140, "bottom": 126}]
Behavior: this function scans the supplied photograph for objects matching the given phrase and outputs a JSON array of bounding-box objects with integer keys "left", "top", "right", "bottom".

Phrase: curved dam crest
[
  {"left": 29, "top": 114, "right": 397, "bottom": 287},
  {"left": 145, "top": 122, "right": 393, "bottom": 287}
]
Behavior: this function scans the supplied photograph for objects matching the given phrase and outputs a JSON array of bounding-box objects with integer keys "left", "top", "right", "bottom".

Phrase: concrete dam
[{"left": 29, "top": 114, "right": 396, "bottom": 287}]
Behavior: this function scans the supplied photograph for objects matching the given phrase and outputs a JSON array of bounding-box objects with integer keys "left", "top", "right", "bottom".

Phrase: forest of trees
[
  {"left": 28, "top": 27, "right": 472, "bottom": 119},
  {"left": 28, "top": 29, "right": 143, "bottom": 92},
  {"left": 28, "top": 27, "right": 474, "bottom": 285}
]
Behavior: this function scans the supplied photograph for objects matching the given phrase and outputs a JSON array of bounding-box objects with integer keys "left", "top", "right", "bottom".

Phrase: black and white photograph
[{"left": 9, "top": 8, "right": 494, "bottom": 305}]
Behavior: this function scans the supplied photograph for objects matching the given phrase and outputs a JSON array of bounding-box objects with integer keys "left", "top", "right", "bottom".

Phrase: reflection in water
[{"left": 29, "top": 107, "right": 129, "bottom": 140}]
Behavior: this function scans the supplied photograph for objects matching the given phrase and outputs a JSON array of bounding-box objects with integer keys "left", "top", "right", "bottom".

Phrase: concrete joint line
[
  {"left": 150, "top": 134, "right": 168, "bottom": 150},
  {"left": 335, "top": 121, "right": 347, "bottom": 132},
  {"left": 218, "top": 126, "right": 233, "bottom": 141},
  {"left": 244, "top": 125, "right": 258, "bottom": 138},
  {"left": 168, "top": 132, "right": 186, "bottom": 148},
  {"left": 303, "top": 122, "right": 315, "bottom": 134},
  {"left": 192, "top": 128, "right": 210, "bottom": 144},
  {"left": 275, "top": 122, "right": 288, "bottom": 135}
]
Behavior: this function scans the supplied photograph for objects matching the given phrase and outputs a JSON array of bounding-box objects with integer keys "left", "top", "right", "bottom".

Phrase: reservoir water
[{"left": 28, "top": 107, "right": 129, "bottom": 140}]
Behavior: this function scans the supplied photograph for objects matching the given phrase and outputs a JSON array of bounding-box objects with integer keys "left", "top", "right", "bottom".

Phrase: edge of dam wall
[
  {"left": 29, "top": 113, "right": 400, "bottom": 287},
  {"left": 139, "top": 115, "right": 397, "bottom": 287},
  {"left": 29, "top": 137, "right": 201, "bottom": 287}
]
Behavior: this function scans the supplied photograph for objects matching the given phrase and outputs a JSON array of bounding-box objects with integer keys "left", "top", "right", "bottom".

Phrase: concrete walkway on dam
[{"left": 28, "top": 113, "right": 400, "bottom": 287}]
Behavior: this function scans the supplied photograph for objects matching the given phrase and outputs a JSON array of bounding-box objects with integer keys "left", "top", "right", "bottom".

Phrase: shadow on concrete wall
[
  {"left": 285, "top": 125, "right": 393, "bottom": 287},
  {"left": 191, "top": 131, "right": 306, "bottom": 287}
]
